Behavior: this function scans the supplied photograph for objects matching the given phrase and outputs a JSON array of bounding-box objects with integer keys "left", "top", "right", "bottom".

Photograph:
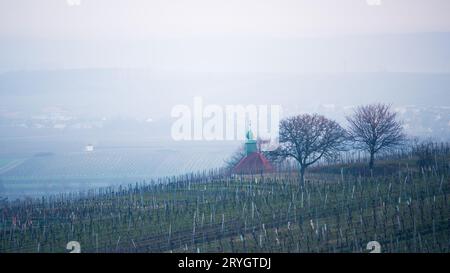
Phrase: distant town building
[
  {"left": 85, "top": 144, "right": 94, "bottom": 152},
  {"left": 233, "top": 128, "right": 274, "bottom": 174}
]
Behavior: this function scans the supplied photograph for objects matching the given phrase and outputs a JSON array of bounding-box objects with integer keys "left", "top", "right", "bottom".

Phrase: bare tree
[
  {"left": 346, "top": 103, "right": 406, "bottom": 171},
  {"left": 274, "top": 114, "right": 347, "bottom": 185}
]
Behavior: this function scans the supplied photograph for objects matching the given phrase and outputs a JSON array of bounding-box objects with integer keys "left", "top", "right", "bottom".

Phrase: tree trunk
[
  {"left": 299, "top": 165, "right": 306, "bottom": 186},
  {"left": 369, "top": 152, "right": 375, "bottom": 171}
]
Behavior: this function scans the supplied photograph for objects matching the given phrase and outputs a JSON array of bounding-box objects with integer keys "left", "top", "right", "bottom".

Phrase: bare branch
[
  {"left": 346, "top": 103, "right": 406, "bottom": 170},
  {"left": 274, "top": 114, "right": 347, "bottom": 184}
]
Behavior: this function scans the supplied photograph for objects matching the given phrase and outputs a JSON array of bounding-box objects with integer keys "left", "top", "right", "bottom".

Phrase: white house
[{"left": 85, "top": 144, "right": 94, "bottom": 152}]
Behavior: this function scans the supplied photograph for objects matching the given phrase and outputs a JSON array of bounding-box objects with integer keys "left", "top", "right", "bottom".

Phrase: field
[
  {"left": 0, "top": 145, "right": 233, "bottom": 199},
  {"left": 0, "top": 158, "right": 25, "bottom": 174},
  {"left": 0, "top": 149, "right": 449, "bottom": 253}
]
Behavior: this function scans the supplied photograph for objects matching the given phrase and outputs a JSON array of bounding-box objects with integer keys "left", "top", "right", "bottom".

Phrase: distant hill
[{"left": 0, "top": 69, "right": 449, "bottom": 139}]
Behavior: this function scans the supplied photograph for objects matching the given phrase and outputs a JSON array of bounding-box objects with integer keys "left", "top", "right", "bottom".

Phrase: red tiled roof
[{"left": 233, "top": 152, "right": 274, "bottom": 174}]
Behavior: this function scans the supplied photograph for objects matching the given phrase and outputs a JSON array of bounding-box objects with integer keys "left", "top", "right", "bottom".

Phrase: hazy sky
[
  {"left": 1, "top": 0, "right": 450, "bottom": 39},
  {"left": 1, "top": 0, "right": 450, "bottom": 73}
]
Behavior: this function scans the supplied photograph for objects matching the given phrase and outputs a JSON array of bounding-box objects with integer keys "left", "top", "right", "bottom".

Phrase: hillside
[{"left": 1, "top": 152, "right": 449, "bottom": 253}]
